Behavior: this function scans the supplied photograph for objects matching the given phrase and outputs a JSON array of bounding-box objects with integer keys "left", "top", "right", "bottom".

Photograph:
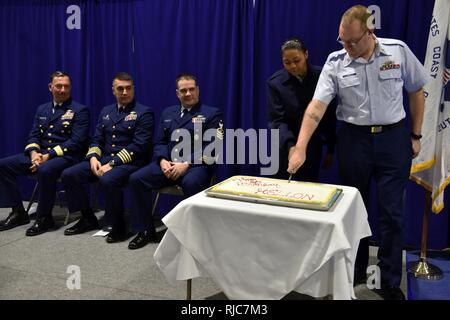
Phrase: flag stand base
[{"left": 407, "top": 258, "right": 443, "bottom": 280}]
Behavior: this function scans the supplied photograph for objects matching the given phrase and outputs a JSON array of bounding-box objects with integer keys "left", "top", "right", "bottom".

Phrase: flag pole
[{"left": 407, "top": 190, "right": 443, "bottom": 280}]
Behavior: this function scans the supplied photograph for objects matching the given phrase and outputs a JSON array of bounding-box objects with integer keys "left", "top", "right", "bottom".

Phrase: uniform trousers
[
  {"left": 337, "top": 121, "right": 412, "bottom": 287},
  {"left": 61, "top": 160, "right": 140, "bottom": 231},
  {"left": 0, "top": 154, "right": 76, "bottom": 217}
]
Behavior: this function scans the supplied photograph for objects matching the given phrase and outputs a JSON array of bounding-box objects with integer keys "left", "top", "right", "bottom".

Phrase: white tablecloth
[{"left": 154, "top": 184, "right": 371, "bottom": 300}]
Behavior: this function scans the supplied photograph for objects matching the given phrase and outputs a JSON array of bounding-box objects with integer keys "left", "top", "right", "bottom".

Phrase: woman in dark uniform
[{"left": 267, "top": 37, "right": 336, "bottom": 182}]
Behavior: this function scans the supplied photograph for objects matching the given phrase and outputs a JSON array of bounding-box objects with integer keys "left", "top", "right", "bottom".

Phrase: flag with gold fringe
[{"left": 411, "top": 0, "right": 450, "bottom": 213}]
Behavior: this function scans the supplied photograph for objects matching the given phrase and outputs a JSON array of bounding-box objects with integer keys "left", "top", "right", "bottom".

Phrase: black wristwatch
[
  {"left": 410, "top": 133, "right": 422, "bottom": 140},
  {"left": 108, "top": 160, "right": 115, "bottom": 167}
]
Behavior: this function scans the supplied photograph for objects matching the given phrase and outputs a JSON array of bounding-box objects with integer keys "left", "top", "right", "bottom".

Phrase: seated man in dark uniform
[
  {"left": 0, "top": 71, "right": 90, "bottom": 236},
  {"left": 127, "top": 73, "right": 223, "bottom": 250},
  {"left": 61, "top": 72, "right": 154, "bottom": 243}
]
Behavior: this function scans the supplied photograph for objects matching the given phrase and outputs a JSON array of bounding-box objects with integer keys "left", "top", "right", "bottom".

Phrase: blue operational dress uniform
[
  {"left": 267, "top": 65, "right": 336, "bottom": 182},
  {"left": 61, "top": 100, "right": 154, "bottom": 233},
  {"left": 313, "top": 36, "right": 429, "bottom": 287},
  {"left": 0, "top": 98, "right": 89, "bottom": 218},
  {"left": 128, "top": 102, "right": 223, "bottom": 233}
]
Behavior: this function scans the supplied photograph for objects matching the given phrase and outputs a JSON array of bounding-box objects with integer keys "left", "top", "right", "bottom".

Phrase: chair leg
[
  {"left": 151, "top": 192, "right": 161, "bottom": 216},
  {"left": 57, "top": 190, "right": 65, "bottom": 208},
  {"left": 64, "top": 210, "right": 70, "bottom": 226},
  {"left": 26, "top": 182, "right": 39, "bottom": 214}
]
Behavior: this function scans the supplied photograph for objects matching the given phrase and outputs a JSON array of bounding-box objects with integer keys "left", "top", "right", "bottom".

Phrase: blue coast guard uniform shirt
[{"left": 314, "top": 36, "right": 429, "bottom": 125}]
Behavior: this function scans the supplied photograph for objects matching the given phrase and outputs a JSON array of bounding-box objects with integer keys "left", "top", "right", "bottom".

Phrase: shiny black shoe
[
  {"left": 25, "top": 216, "right": 55, "bottom": 236},
  {"left": 128, "top": 230, "right": 157, "bottom": 250},
  {"left": 0, "top": 211, "right": 30, "bottom": 231},
  {"left": 372, "top": 285, "right": 406, "bottom": 300},
  {"left": 64, "top": 217, "right": 99, "bottom": 236},
  {"left": 106, "top": 228, "right": 127, "bottom": 243}
]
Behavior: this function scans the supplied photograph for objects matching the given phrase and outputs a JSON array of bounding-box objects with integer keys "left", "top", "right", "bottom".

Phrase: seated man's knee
[
  {"left": 128, "top": 171, "right": 145, "bottom": 188},
  {"left": 37, "top": 164, "right": 57, "bottom": 180},
  {"left": 98, "top": 173, "right": 126, "bottom": 189},
  {"left": 61, "top": 167, "right": 77, "bottom": 185},
  {"left": 98, "top": 174, "right": 115, "bottom": 188},
  {"left": 181, "top": 175, "right": 209, "bottom": 194}
]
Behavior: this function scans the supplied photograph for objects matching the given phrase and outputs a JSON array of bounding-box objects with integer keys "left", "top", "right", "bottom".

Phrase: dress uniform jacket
[
  {"left": 25, "top": 98, "right": 90, "bottom": 159},
  {"left": 267, "top": 65, "right": 336, "bottom": 181},
  {"left": 86, "top": 100, "right": 154, "bottom": 166},
  {"left": 153, "top": 102, "right": 223, "bottom": 165}
]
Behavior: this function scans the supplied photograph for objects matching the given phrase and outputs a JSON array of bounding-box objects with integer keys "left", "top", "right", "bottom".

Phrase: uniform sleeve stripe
[
  {"left": 25, "top": 143, "right": 41, "bottom": 150},
  {"left": 117, "top": 153, "right": 126, "bottom": 163},
  {"left": 87, "top": 147, "right": 102, "bottom": 157},
  {"left": 122, "top": 149, "right": 132, "bottom": 161},
  {"left": 118, "top": 150, "right": 132, "bottom": 163}
]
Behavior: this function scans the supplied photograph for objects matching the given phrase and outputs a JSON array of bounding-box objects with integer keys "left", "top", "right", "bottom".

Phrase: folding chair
[
  {"left": 151, "top": 174, "right": 217, "bottom": 222},
  {"left": 150, "top": 174, "right": 216, "bottom": 300}
]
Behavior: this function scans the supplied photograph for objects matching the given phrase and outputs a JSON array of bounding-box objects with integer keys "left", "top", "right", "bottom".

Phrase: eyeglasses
[
  {"left": 177, "top": 87, "right": 197, "bottom": 95},
  {"left": 336, "top": 30, "right": 367, "bottom": 47}
]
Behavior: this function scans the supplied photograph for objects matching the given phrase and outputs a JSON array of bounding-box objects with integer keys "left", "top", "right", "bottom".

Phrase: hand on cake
[{"left": 287, "top": 146, "right": 306, "bottom": 174}]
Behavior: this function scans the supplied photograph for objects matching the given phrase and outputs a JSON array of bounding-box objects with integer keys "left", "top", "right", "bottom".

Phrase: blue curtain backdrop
[{"left": 0, "top": 0, "right": 448, "bottom": 248}]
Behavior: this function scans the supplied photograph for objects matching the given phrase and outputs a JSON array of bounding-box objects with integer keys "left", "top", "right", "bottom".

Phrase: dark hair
[
  {"left": 50, "top": 70, "right": 70, "bottom": 82},
  {"left": 176, "top": 73, "right": 197, "bottom": 89},
  {"left": 113, "top": 72, "right": 134, "bottom": 85},
  {"left": 281, "top": 37, "right": 307, "bottom": 54}
]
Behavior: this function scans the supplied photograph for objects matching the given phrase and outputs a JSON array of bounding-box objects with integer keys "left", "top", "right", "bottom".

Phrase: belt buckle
[{"left": 371, "top": 126, "right": 382, "bottom": 134}]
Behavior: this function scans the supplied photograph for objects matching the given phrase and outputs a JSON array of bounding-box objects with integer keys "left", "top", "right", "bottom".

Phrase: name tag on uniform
[
  {"left": 125, "top": 111, "right": 137, "bottom": 121},
  {"left": 192, "top": 115, "right": 206, "bottom": 123},
  {"left": 39, "top": 117, "right": 47, "bottom": 120},
  {"left": 61, "top": 110, "right": 74, "bottom": 120},
  {"left": 164, "top": 119, "right": 172, "bottom": 122},
  {"left": 380, "top": 60, "right": 400, "bottom": 71}
]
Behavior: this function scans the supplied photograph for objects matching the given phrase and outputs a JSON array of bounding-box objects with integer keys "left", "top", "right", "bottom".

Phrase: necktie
[
  {"left": 181, "top": 108, "right": 188, "bottom": 118},
  {"left": 53, "top": 104, "right": 60, "bottom": 114}
]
